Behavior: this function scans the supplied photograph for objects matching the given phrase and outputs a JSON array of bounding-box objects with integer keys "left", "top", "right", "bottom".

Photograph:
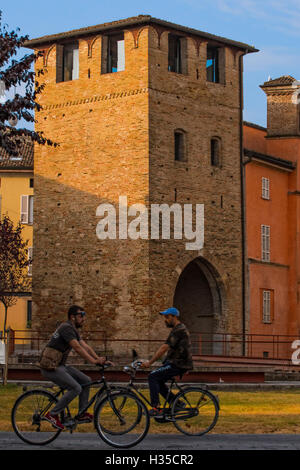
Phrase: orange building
[{"left": 244, "top": 75, "right": 300, "bottom": 359}]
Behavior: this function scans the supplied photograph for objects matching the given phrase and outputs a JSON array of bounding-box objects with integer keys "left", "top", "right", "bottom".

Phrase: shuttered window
[
  {"left": 20, "top": 195, "right": 29, "bottom": 224},
  {"left": 21, "top": 195, "right": 33, "bottom": 224},
  {"left": 262, "top": 177, "right": 270, "bottom": 199},
  {"left": 261, "top": 289, "right": 274, "bottom": 324},
  {"left": 261, "top": 225, "right": 270, "bottom": 262}
]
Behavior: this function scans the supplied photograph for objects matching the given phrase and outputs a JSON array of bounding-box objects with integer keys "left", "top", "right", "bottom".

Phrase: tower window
[
  {"left": 210, "top": 138, "right": 221, "bottom": 166},
  {"left": 168, "top": 35, "right": 182, "bottom": 74},
  {"left": 206, "top": 46, "right": 219, "bottom": 83},
  {"left": 102, "top": 33, "right": 125, "bottom": 74},
  {"left": 174, "top": 131, "right": 186, "bottom": 161},
  {"left": 56, "top": 42, "right": 79, "bottom": 82}
]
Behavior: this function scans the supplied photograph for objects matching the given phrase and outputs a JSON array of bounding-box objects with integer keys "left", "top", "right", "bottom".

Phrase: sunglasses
[{"left": 76, "top": 311, "right": 86, "bottom": 317}]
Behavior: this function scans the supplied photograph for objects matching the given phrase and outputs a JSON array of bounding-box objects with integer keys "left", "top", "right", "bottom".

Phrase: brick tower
[{"left": 25, "top": 16, "right": 257, "bottom": 356}]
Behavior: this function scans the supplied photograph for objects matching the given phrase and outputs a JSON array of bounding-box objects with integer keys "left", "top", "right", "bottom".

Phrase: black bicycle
[
  {"left": 11, "top": 364, "right": 149, "bottom": 448},
  {"left": 121, "top": 351, "right": 220, "bottom": 436}
]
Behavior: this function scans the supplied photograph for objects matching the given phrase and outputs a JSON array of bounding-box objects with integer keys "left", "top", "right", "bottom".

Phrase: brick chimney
[{"left": 260, "top": 75, "right": 300, "bottom": 137}]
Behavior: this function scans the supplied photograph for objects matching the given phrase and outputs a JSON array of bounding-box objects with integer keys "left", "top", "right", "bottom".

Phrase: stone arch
[
  {"left": 173, "top": 257, "right": 226, "bottom": 355},
  {"left": 43, "top": 44, "right": 56, "bottom": 67},
  {"left": 85, "top": 35, "right": 101, "bottom": 58}
]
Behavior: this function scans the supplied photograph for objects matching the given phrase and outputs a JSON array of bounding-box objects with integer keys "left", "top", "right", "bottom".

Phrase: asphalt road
[{"left": 1, "top": 432, "right": 300, "bottom": 450}]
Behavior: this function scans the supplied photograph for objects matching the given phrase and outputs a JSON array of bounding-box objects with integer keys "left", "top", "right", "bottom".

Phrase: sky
[{"left": 1, "top": 0, "right": 300, "bottom": 127}]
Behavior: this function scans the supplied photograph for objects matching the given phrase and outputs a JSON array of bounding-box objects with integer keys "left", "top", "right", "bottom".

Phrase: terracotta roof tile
[
  {"left": 261, "top": 75, "right": 297, "bottom": 88},
  {"left": 0, "top": 136, "right": 34, "bottom": 170}
]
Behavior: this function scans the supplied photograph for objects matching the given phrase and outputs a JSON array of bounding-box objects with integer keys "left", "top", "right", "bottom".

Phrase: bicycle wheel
[
  {"left": 11, "top": 389, "right": 63, "bottom": 445},
  {"left": 94, "top": 391, "right": 150, "bottom": 448},
  {"left": 171, "top": 387, "right": 219, "bottom": 436}
]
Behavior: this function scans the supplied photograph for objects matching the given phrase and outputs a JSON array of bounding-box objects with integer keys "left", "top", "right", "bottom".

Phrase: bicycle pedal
[
  {"left": 63, "top": 419, "right": 76, "bottom": 428},
  {"left": 76, "top": 418, "right": 92, "bottom": 424}
]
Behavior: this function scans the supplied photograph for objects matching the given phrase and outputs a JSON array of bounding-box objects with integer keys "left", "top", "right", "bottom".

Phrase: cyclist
[
  {"left": 40, "top": 305, "right": 109, "bottom": 430},
  {"left": 141, "top": 307, "right": 193, "bottom": 416}
]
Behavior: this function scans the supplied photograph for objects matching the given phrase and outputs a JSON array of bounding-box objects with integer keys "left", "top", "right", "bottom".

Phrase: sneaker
[
  {"left": 149, "top": 407, "right": 163, "bottom": 417},
  {"left": 77, "top": 412, "right": 93, "bottom": 423},
  {"left": 44, "top": 412, "right": 64, "bottom": 430}
]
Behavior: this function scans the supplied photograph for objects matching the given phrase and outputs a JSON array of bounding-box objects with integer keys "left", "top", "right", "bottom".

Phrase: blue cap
[{"left": 159, "top": 307, "right": 180, "bottom": 317}]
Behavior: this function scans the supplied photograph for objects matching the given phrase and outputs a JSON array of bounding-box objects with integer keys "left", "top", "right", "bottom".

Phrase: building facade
[
  {"left": 244, "top": 75, "right": 300, "bottom": 358},
  {"left": 0, "top": 139, "right": 33, "bottom": 334},
  {"left": 25, "top": 16, "right": 257, "bottom": 356}
]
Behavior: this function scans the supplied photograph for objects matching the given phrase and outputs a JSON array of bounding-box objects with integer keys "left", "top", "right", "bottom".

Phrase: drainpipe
[{"left": 239, "top": 50, "right": 248, "bottom": 356}]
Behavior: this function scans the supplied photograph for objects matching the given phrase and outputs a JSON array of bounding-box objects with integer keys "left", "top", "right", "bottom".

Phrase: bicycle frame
[
  {"left": 39, "top": 367, "right": 114, "bottom": 421},
  {"left": 122, "top": 361, "right": 213, "bottom": 423},
  {"left": 125, "top": 372, "right": 188, "bottom": 414}
]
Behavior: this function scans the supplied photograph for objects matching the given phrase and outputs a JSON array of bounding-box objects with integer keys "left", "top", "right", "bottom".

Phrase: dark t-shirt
[
  {"left": 47, "top": 320, "right": 81, "bottom": 365},
  {"left": 164, "top": 323, "right": 193, "bottom": 370}
]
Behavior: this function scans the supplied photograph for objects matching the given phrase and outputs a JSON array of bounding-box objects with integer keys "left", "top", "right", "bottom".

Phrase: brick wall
[{"left": 32, "top": 24, "right": 246, "bottom": 356}]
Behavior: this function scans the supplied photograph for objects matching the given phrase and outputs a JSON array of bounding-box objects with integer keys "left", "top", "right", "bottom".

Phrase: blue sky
[{"left": 2, "top": 0, "right": 300, "bottom": 127}]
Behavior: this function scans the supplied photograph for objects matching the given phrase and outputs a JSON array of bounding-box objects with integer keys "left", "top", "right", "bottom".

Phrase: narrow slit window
[
  {"left": 206, "top": 46, "right": 219, "bottom": 83},
  {"left": 211, "top": 138, "right": 221, "bottom": 166},
  {"left": 174, "top": 131, "right": 185, "bottom": 161}
]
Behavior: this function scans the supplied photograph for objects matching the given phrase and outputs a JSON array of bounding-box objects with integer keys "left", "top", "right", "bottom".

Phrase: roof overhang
[{"left": 24, "top": 15, "right": 258, "bottom": 53}]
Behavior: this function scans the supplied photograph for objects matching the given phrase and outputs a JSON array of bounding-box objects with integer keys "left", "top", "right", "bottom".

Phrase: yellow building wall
[
  {"left": 0, "top": 172, "right": 33, "bottom": 337},
  {"left": 0, "top": 297, "right": 31, "bottom": 334}
]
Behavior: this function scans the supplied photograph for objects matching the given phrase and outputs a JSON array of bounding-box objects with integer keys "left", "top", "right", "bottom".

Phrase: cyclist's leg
[
  {"left": 65, "top": 366, "right": 91, "bottom": 413},
  {"left": 148, "top": 362, "right": 181, "bottom": 407},
  {"left": 157, "top": 364, "right": 184, "bottom": 404},
  {"left": 41, "top": 366, "right": 83, "bottom": 415}
]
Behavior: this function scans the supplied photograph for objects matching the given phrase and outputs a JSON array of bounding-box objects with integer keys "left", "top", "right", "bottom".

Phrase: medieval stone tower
[{"left": 25, "top": 16, "right": 257, "bottom": 355}]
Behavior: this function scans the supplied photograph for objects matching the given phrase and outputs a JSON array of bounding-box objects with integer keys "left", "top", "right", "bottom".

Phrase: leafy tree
[
  {"left": 0, "top": 10, "right": 57, "bottom": 157},
  {"left": 0, "top": 215, "right": 31, "bottom": 334}
]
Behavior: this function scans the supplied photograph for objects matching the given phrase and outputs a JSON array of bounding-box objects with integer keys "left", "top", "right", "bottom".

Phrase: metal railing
[{"left": 6, "top": 329, "right": 300, "bottom": 365}]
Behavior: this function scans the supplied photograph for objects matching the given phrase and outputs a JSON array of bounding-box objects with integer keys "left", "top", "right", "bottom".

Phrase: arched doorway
[{"left": 173, "top": 257, "right": 224, "bottom": 355}]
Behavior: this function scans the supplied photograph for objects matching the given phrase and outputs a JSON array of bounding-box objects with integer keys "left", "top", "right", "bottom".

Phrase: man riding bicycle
[
  {"left": 141, "top": 307, "right": 193, "bottom": 417},
  {"left": 39, "top": 305, "right": 109, "bottom": 430}
]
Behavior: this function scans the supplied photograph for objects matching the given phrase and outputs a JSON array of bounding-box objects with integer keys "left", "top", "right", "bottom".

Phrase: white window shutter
[
  {"left": 20, "top": 195, "right": 29, "bottom": 224},
  {"left": 117, "top": 40, "right": 125, "bottom": 72},
  {"left": 28, "top": 195, "right": 34, "bottom": 224},
  {"left": 72, "top": 47, "right": 79, "bottom": 80}
]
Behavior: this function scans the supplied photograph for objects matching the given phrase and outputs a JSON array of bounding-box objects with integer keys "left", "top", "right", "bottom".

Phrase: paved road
[{"left": 1, "top": 432, "right": 300, "bottom": 450}]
